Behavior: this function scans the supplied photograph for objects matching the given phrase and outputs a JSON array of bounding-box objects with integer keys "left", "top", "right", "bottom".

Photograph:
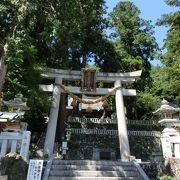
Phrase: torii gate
[{"left": 40, "top": 69, "right": 142, "bottom": 161}]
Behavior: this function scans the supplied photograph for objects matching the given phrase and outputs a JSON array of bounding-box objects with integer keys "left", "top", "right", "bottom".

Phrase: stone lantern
[
  {"left": 2, "top": 93, "right": 29, "bottom": 132},
  {"left": 3, "top": 93, "right": 30, "bottom": 112},
  {"left": 153, "top": 99, "right": 180, "bottom": 158},
  {"left": 154, "top": 99, "right": 180, "bottom": 128}
]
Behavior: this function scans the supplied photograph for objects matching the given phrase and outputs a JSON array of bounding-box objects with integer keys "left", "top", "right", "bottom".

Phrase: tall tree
[
  {"left": 0, "top": 0, "right": 51, "bottom": 134},
  {"left": 157, "top": 0, "right": 180, "bottom": 65},
  {"left": 29, "top": 0, "right": 107, "bottom": 69},
  {"left": 156, "top": 0, "right": 180, "bottom": 105},
  {"left": 0, "top": 0, "right": 109, "bottom": 134},
  {"left": 102, "top": 1, "right": 159, "bottom": 120},
  {"left": 109, "top": 1, "right": 158, "bottom": 90}
]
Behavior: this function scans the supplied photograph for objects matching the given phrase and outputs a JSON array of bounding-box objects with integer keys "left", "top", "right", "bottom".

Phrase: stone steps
[
  {"left": 51, "top": 164, "right": 133, "bottom": 171},
  {"left": 47, "top": 160, "right": 143, "bottom": 180},
  {"left": 52, "top": 160, "right": 131, "bottom": 166},
  {"left": 50, "top": 170, "right": 138, "bottom": 177},
  {"left": 48, "top": 177, "right": 139, "bottom": 180}
]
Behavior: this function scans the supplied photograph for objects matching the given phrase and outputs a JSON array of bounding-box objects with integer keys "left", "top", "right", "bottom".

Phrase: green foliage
[
  {"left": 159, "top": 175, "right": 173, "bottom": 180},
  {"left": 0, "top": 0, "right": 111, "bottom": 134},
  {"left": 136, "top": 91, "right": 160, "bottom": 120},
  {"left": 106, "top": 1, "right": 159, "bottom": 119},
  {"left": 155, "top": 0, "right": 180, "bottom": 106},
  {"left": 1, "top": 0, "right": 108, "bottom": 68},
  {"left": 109, "top": 1, "right": 158, "bottom": 90},
  {"left": 165, "top": 0, "right": 180, "bottom": 6},
  {"left": 131, "top": 0, "right": 180, "bottom": 119},
  {"left": 24, "top": 91, "right": 50, "bottom": 133},
  {"left": 150, "top": 65, "right": 180, "bottom": 105},
  {"left": 0, "top": 0, "right": 179, "bottom": 135},
  {"left": 157, "top": 1, "right": 180, "bottom": 65}
]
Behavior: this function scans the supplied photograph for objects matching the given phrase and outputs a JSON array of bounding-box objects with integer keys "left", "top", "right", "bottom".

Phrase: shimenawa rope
[{"left": 54, "top": 83, "right": 121, "bottom": 104}]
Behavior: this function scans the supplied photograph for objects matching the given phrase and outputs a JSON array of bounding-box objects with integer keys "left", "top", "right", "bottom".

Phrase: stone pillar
[
  {"left": 44, "top": 78, "right": 62, "bottom": 156},
  {"left": 161, "top": 135, "right": 172, "bottom": 158},
  {"left": 174, "top": 143, "right": 180, "bottom": 158},
  {"left": 0, "top": 139, "right": 8, "bottom": 158},
  {"left": 11, "top": 140, "right": 17, "bottom": 152},
  {"left": 115, "top": 80, "right": 130, "bottom": 161},
  {"left": 160, "top": 127, "right": 178, "bottom": 158},
  {"left": 20, "top": 131, "right": 31, "bottom": 160}
]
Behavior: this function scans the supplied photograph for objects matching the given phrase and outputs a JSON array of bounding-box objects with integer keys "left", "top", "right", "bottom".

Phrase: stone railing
[
  {"left": 68, "top": 117, "right": 158, "bottom": 125},
  {"left": 68, "top": 128, "right": 161, "bottom": 137},
  {"left": 127, "top": 120, "right": 158, "bottom": 126},
  {"left": 0, "top": 131, "right": 31, "bottom": 160},
  {"left": 129, "top": 131, "right": 161, "bottom": 137},
  {"left": 68, "top": 117, "right": 117, "bottom": 124}
]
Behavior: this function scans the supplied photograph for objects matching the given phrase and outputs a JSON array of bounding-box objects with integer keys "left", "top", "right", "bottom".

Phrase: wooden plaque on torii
[{"left": 81, "top": 68, "right": 96, "bottom": 92}]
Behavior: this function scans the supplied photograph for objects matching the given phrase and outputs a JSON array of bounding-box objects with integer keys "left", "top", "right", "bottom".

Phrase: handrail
[
  {"left": 42, "top": 156, "right": 54, "bottom": 180},
  {"left": 132, "top": 160, "right": 150, "bottom": 180}
]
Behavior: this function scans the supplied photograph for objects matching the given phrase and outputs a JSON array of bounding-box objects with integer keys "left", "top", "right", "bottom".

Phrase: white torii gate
[{"left": 40, "top": 69, "right": 142, "bottom": 161}]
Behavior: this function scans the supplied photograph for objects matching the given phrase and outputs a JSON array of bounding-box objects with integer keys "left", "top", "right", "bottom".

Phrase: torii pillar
[
  {"left": 115, "top": 80, "right": 130, "bottom": 161},
  {"left": 44, "top": 77, "right": 62, "bottom": 155}
]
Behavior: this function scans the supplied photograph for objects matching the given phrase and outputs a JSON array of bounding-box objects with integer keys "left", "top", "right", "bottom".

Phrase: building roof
[{"left": 0, "top": 112, "right": 24, "bottom": 122}]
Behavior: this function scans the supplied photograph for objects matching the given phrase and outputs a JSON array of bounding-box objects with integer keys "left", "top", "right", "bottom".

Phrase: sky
[{"left": 105, "top": 0, "right": 178, "bottom": 65}]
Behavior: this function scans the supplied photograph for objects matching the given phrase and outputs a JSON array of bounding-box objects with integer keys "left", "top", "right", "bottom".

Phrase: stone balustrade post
[
  {"left": 20, "top": 131, "right": 31, "bottom": 160},
  {"left": 0, "top": 140, "right": 8, "bottom": 158}
]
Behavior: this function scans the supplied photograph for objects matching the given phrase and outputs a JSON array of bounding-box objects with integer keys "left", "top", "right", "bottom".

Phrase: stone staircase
[{"left": 44, "top": 159, "right": 146, "bottom": 180}]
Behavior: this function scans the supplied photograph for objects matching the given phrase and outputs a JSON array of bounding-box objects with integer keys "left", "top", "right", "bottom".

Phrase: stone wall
[
  {"left": 166, "top": 158, "right": 180, "bottom": 178},
  {"left": 67, "top": 134, "right": 161, "bottom": 161},
  {"left": 129, "top": 136, "right": 161, "bottom": 161},
  {"left": 0, "top": 155, "right": 28, "bottom": 180},
  {"left": 145, "top": 158, "right": 180, "bottom": 179},
  {"left": 67, "top": 134, "right": 119, "bottom": 160},
  {"left": 140, "top": 162, "right": 158, "bottom": 179}
]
